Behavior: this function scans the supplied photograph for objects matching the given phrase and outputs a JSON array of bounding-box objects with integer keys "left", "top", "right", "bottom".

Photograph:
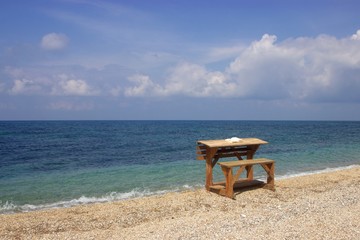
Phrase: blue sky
[{"left": 1, "top": 0, "right": 360, "bottom": 120}]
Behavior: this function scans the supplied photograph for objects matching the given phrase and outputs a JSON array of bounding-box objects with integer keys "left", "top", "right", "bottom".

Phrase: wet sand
[{"left": 1, "top": 166, "right": 359, "bottom": 240}]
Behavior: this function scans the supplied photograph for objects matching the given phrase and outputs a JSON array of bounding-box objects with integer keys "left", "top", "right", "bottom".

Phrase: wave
[
  {"left": 1, "top": 165, "right": 358, "bottom": 214},
  {"left": 276, "top": 164, "right": 360, "bottom": 180},
  {"left": 0, "top": 184, "right": 199, "bottom": 214}
]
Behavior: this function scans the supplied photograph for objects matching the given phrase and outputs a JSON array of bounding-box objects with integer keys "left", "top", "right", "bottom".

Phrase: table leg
[
  {"left": 246, "top": 165, "right": 254, "bottom": 180},
  {"left": 205, "top": 147, "right": 218, "bottom": 190},
  {"left": 246, "top": 145, "right": 260, "bottom": 180},
  {"left": 205, "top": 158, "right": 212, "bottom": 190}
]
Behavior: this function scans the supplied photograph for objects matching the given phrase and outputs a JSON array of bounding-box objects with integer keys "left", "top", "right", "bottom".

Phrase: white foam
[
  {"left": 0, "top": 201, "right": 17, "bottom": 213},
  {"left": 276, "top": 164, "right": 360, "bottom": 180},
  {"left": 0, "top": 186, "right": 193, "bottom": 214}
]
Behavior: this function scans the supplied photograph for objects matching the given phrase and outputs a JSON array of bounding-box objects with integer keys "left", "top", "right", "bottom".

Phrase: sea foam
[
  {"left": 276, "top": 164, "right": 360, "bottom": 180},
  {"left": 0, "top": 184, "right": 199, "bottom": 214}
]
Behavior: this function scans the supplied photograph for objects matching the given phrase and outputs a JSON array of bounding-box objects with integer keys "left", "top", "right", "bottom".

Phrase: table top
[{"left": 197, "top": 138, "right": 268, "bottom": 148}]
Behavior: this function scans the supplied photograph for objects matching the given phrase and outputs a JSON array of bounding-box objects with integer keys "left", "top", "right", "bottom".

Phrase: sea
[{"left": 1, "top": 120, "right": 360, "bottom": 214}]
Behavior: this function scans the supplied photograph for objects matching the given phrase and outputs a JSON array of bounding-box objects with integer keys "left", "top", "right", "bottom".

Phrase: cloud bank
[
  {"left": 2, "top": 30, "right": 360, "bottom": 104},
  {"left": 125, "top": 31, "right": 360, "bottom": 103}
]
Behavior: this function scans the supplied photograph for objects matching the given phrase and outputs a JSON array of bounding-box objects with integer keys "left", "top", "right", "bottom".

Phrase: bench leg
[
  {"left": 267, "top": 163, "right": 275, "bottom": 189},
  {"left": 221, "top": 166, "right": 234, "bottom": 199},
  {"left": 260, "top": 162, "right": 275, "bottom": 190}
]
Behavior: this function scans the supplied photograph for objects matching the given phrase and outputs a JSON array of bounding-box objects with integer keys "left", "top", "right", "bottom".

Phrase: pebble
[{"left": 0, "top": 167, "right": 359, "bottom": 240}]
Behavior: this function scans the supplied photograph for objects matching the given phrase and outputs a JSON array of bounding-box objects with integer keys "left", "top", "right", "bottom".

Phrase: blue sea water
[{"left": 1, "top": 120, "right": 360, "bottom": 214}]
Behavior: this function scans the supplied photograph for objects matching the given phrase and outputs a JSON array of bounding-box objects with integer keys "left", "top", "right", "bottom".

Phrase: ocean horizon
[{"left": 1, "top": 120, "right": 360, "bottom": 214}]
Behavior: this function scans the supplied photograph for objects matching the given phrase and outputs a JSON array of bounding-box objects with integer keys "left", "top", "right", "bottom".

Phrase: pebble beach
[{"left": 1, "top": 166, "right": 359, "bottom": 240}]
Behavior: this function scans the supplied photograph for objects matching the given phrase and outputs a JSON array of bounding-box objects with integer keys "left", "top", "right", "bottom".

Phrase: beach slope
[{"left": 1, "top": 166, "right": 359, "bottom": 239}]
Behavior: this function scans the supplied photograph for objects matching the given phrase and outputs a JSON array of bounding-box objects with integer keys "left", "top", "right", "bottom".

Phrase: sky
[{"left": 1, "top": 0, "right": 360, "bottom": 120}]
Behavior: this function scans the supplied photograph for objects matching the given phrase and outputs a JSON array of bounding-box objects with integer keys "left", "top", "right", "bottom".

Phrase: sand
[{"left": 1, "top": 166, "right": 359, "bottom": 240}]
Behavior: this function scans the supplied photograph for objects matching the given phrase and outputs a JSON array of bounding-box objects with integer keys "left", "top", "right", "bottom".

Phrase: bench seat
[
  {"left": 217, "top": 158, "right": 275, "bottom": 199},
  {"left": 218, "top": 158, "right": 275, "bottom": 168}
]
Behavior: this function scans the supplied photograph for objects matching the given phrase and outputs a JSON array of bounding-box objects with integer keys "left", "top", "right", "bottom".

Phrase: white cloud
[
  {"left": 124, "top": 30, "right": 360, "bottom": 103},
  {"left": 56, "top": 79, "right": 98, "bottom": 96},
  {"left": 125, "top": 74, "right": 159, "bottom": 96},
  {"left": 159, "top": 62, "right": 235, "bottom": 97},
  {"left": 41, "top": 33, "right": 69, "bottom": 50},
  {"left": 125, "top": 63, "right": 236, "bottom": 97},
  {"left": 227, "top": 33, "right": 306, "bottom": 99},
  {"left": 9, "top": 79, "right": 42, "bottom": 95},
  {"left": 226, "top": 31, "right": 360, "bottom": 101},
  {"left": 351, "top": 30, "right": 360, "bottom": 40},
  {"left": 4, "top": 67, "right": 98, "bottom": 96},
  {"left": 3, "top": 66, "right": 108, "bottom": 97}
]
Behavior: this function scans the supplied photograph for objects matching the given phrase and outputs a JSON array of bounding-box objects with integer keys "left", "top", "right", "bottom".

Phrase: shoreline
[
  {"left": 1, "top": 166, "right": 359, "bottom": 239},
  {"left": 2, "top": 164, "right": 359, "bottom": 215}
]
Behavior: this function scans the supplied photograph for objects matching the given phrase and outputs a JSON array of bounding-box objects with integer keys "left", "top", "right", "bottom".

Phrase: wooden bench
[{"left": 217, "top": 158, "right": 275, "bottom": 199}]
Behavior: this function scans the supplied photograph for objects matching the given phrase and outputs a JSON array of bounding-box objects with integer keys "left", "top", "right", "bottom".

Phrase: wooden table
[{"left": 197, "top": 138, "right": 272, "bottom": 197}]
